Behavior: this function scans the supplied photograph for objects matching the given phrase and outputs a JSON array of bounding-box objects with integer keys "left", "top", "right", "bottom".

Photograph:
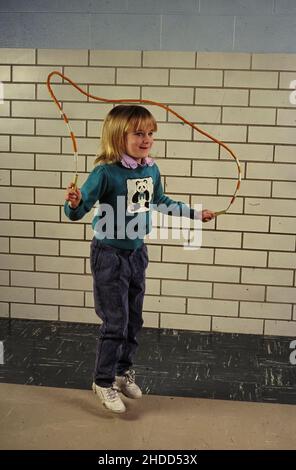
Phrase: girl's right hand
[{"left": 65, "top": 183, "right": 82, "bottom": 209}]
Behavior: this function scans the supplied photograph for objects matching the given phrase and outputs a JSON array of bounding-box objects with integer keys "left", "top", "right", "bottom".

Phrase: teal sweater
[{"left": 64, "top": 162, "right": 196, "bottom": 250}]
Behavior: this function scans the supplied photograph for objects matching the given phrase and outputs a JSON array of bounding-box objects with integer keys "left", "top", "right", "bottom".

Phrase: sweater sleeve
[
  {"left": 64, "top": 166, "right": 108, "bottom": 221},
  {"left": 152, "top": 165, "right": 199, "bottom": 220}
]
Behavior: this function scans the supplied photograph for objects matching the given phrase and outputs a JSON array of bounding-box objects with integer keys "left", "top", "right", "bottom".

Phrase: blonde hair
[{"left": 94, "top": 105, "right": 157, "bottom": 165}]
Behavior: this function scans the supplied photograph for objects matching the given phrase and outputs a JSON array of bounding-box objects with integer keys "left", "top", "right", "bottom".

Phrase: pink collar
[{"left": 121, "top": 153, "right": 155, "bottom": 169}]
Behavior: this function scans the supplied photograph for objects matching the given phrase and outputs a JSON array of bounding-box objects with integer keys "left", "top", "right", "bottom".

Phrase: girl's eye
[{"left": 135, "top": 132, "right": 153, "bottom": 136}]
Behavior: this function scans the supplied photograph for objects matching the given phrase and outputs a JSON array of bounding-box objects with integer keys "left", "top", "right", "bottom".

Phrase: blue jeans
[{"left": 90, "top": 237, "right": 148, "bottom": 387}]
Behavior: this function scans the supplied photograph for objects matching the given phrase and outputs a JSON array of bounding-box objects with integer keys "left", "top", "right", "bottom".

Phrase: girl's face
[{"left": 125, "top": 128, "right": 154, "bottom": 160}]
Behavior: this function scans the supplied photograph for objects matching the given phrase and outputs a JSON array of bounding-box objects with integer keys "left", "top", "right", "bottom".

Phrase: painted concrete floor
[{"left": 0, "top": 383, "right": 295, "bottom": 450}]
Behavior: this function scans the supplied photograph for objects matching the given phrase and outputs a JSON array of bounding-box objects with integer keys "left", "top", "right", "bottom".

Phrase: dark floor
[{"left": 0, "top": 318, "right": 295, "bottom": 405}]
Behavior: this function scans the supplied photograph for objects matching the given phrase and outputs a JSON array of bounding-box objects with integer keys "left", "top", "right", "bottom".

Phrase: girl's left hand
[{"left": 201, "top": 210, "right": 216, "bottom": 223}]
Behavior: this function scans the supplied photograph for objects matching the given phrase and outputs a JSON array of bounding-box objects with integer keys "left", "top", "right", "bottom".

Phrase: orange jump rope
[{"left": 47, "top": 70, "right": 241, "bottom": 217}]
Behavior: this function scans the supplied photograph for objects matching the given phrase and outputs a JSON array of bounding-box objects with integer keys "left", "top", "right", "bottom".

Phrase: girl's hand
[
  {"left": 65, "top": 183, "right": 82, "bottom": 209},
  {"left": 201, "top": 209, "right": 215, "bottom": 223}
]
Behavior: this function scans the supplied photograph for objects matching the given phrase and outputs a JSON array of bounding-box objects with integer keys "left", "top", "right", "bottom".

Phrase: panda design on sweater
[{"left": 126, "top": 177, "right": 153, "bottom": 214}]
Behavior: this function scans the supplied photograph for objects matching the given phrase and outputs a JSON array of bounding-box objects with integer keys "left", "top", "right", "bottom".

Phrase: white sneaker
[
  {"left": 92, "top": 382, "right": 126, "bottom": 413},
  {"left": 115, "top": 370, "right": 142, "bottom": 399}
]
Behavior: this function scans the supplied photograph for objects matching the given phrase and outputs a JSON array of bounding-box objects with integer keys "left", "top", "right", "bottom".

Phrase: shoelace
[
  {"left": 124, "top": 370, "right": 136, "bottom": 384},
  {"left": 105, "top": 386, "right": 119, "bottom": 401}
]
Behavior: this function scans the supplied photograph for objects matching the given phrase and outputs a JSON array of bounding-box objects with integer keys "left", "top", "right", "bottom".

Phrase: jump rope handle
[
  {"left": 214, "top": 209, "right": 227, "bottom": 217},
  {"left": 71, "top": 174, "right": 79, "bottom": 191}
]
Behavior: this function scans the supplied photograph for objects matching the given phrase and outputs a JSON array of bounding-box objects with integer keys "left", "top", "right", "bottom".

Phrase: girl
[{"left": 65, "top": 105, "right": 215, "bottom": 413}]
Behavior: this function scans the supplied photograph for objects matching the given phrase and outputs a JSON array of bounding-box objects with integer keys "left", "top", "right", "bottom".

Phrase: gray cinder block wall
[{"left": 0, "top": 1, "right": 295, "bottom": 337}]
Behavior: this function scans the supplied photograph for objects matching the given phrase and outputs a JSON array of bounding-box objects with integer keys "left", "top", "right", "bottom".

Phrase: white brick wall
[{"left": 0, "top": 48, "right": 295, "bottom": 336}]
